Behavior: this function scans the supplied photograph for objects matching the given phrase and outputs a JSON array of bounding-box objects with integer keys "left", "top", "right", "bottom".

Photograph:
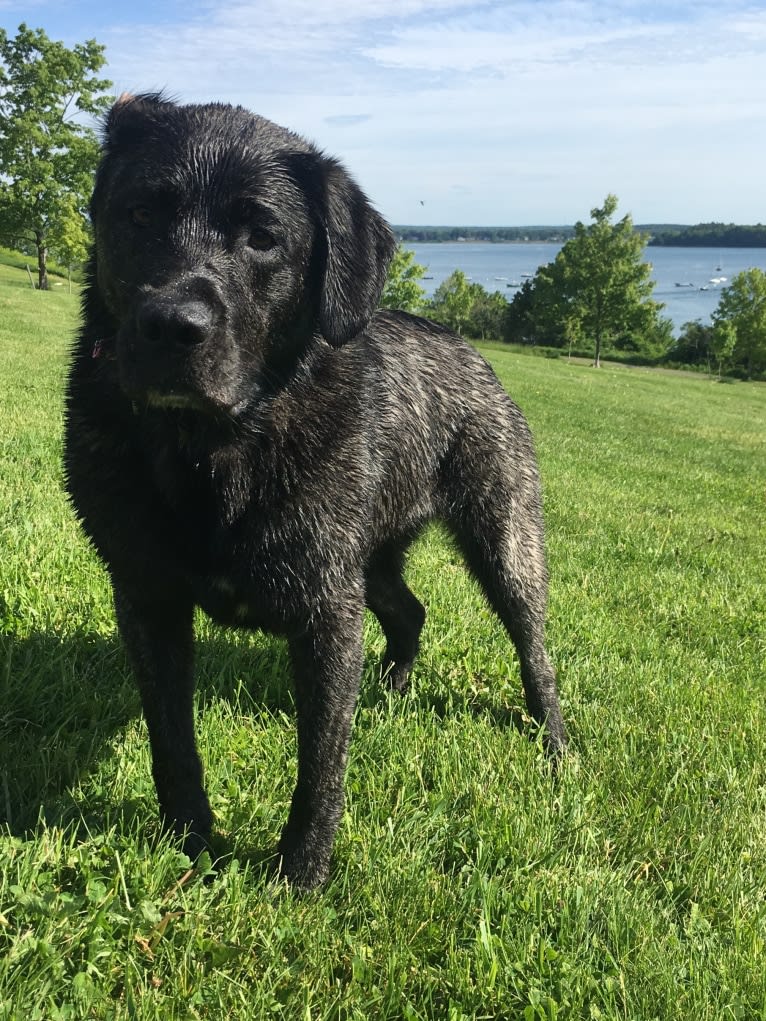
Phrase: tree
[
  {"left": 712, "top": 268, "right": 766, "bottom": 379},
  {"left": 427, "top": 270, "right": 478, "bottom": 336},
  {"left": 671, "top": 320, "right": 715, "bottom": 368},
  {"left": 537, "top": 194, "right": 666, "bottom": 366},
  {"left": 380, "top": 244, "right": 427, "bottom": 312},
  {"left": 504, "top": 266, "right": 574, "bottom": 348},
  {"left": 0, "top": 24, "right": 111, "bottom": 289},
  {"left": 50, "top": 191, "right": 91, "bottom": 292},
  {"left": 610, "top": 314, "right": 673, "bottom": 361},
  {"left": 710, "top": 319, "right": 737, "bottom": 381},
  {"left": 466, "top": 288, "right": 507, "bottom": 340}
]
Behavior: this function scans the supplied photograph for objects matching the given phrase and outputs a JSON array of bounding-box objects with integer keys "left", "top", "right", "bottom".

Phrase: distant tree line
[
  {"left": 648, "top": 223, "right": 766, "bottom": 247},
  {"left": 394, "top": 223, "right": 766, "bottom": 248},
  {"left": 393, "top": 226, "right": 574, "bottom": 243},
  {"left": 383, "top": 197, "right": 766, "bottom": 380}
]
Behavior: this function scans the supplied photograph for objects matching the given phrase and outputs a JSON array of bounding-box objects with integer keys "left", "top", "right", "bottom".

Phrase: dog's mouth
[
  {"left": 141, "top": 387, "right": 251, "bottom": 419},
  {"left": 105, "top": 332, "right": 249, "bottom": 419},
  {"left": 145, "top": 389, "right": 214, "bottom": 412},
  {"left": 98, "top": 323, "right": 257, "bottom": 422}
]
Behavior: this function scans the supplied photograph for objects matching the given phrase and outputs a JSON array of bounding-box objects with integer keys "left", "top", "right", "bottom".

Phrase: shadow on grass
[
  {"left": 0, "top": 626, "right": 295, "bottom": 838},
  {"left": 2, "top": 624, "right": 536, "bottom": 853},
  {"left": 2, "top": 628, "right": 132, "bottom": 833},
  {"left": 410, "top": 685, "right": 527, "bottom": 734}
]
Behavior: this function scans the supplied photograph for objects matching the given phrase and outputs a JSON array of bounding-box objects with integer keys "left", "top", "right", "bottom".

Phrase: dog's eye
[
  {"left": 130, "top": 206, "right": 153, "bottom": 228},
  {"left": 248, "top": 229, "right": 276, "bottom": 251}
]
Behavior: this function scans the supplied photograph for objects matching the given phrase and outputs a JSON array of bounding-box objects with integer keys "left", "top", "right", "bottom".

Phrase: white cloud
[{"left": 41, "top": 0, "right": 766, "bottom": 222}]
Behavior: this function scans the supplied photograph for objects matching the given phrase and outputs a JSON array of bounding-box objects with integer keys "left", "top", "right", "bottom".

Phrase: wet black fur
[{"left": 63, "top": 95, "right": 566, "bottom": 888}]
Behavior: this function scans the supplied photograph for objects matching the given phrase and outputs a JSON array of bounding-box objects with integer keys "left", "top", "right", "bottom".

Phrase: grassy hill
[
  {"left": 1, "top": 260, "right": 765, "bottom": 1019},
  {"left": 0, "top": 246, "right": 82, "bottom": 290}
]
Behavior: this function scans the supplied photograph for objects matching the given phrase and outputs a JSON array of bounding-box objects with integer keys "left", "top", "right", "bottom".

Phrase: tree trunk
[
  {"left": 593, "top": 330, "right": 602, "bottom": 367},
  {"left": 36, "top": 234, "right": 49, "bottom": 291}
]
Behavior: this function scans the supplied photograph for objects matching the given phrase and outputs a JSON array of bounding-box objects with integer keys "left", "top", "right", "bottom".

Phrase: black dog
[{"left": 64, "top": 94, "right": 566, "bottom": 888}]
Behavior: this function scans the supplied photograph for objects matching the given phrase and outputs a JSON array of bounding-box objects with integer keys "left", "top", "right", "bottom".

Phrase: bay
[{"left": 408, "top": 243, "right": 766, "bottom": 334}]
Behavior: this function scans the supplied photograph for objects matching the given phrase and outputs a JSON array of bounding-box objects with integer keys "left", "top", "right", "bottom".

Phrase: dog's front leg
[
  {"left": 114, "top": 584, "right": 213, "bottom": 858},
  {"left": 280, "top": 593, "right": 365, "bottom": 889}
]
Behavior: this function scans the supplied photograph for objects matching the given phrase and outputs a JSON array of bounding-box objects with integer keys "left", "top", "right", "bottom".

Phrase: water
[{"left": 408, "top": 243, "right": 766, "bottom": 334}]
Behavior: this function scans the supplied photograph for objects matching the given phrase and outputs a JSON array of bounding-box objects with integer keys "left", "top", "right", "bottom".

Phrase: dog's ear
[
  {"left": 306, "top": 155, "right": 396, "bottom": 347},
  {"left": 103, "top": 92, "right": 176, "bottom": 149},
  {"left": 91, "top": 94, "right": 178, "bottom": 222}
]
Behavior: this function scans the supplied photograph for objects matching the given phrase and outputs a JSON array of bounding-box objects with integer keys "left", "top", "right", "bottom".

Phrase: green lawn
[{"left": 1, "top": 262, "right": 764, "bottom": 1020}]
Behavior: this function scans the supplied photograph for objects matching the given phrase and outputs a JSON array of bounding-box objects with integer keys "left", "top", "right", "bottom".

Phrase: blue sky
[{"left": 4, "top": 0, "right": 766, "bottom": 225}]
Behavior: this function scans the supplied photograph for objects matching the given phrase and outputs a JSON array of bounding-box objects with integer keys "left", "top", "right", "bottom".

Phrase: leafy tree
[
  {"left": 712, "top": 268, "right": 766, "bottom": 379},
  {"left": 0, "top": 24, "right": 111, "bottom": 289},
  {"left": 380, "top": 245, "right": 427, "bottom": 312},
  {"left": 503, "top": 280, "right": 537, "bottom": 345},
  {"left": 611, "top": 315, "right": 674, "bottom": 361},
  {"left": 467, "top": 288, "right": 507, "bottom": 340},
  {"left": 425, "top": 271, "right": 510, "bottom": 341},
  {"left": 536, "top": 194, "right": 666, "bottom": 366},
  {"left": 671, "top": 320, "right": 715, "bottom": 367},
  {"left": 50, "top": 191, "right": 90, "bottom": 291},
  {"left": 427, "top": 270, "right": 479, "bottom": 336},
  {"left": 710, "top": 320, "right": 737, "bottom": 381},
  {"left": 503, "top": 276, "right": 564, "bottom": 347}
]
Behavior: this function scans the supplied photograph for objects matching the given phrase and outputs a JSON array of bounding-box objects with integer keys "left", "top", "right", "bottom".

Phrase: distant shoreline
[
  {"left": 396, "top": 238, "right": 766, "bottom": 249},
  {"left": 394, "top": 224, "right": 766, "bottom": 248},
  {"left": 398, "top": 239, "right": 565, "bottom": 245}
]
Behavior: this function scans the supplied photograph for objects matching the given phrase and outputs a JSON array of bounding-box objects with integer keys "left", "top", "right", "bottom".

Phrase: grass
[
  {"left": 0, "top": 247, "right": 82, "bottom": 290},
  {"left": 1, "top": 259, "right": 765, "bottom": 1020}
]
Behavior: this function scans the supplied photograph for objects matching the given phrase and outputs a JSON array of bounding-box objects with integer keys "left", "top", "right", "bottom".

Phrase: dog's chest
[
  {"left": 196, "top": 572, "right": 272, "bottom": 630},
  {"left": 194, "top": 561, "right": 304, "bottom": 631},
  {"left": 148, "top": 422, "right": 367, "bottom": 630},
  {"left": 175, "top": 487, "right": 350, "bottom": 632},
  {"left": 190, "top": 526, "right": 339, "bottom": 632}
]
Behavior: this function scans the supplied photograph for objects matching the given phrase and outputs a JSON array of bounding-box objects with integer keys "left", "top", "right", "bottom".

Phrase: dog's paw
[
  {"left": 180, "top": 828, "right": 214, "bottom": 863},
  {"left": 382, "top": 657, "right": 413, "bottom": 693},
  {"left": 542, "top": 722, "right": 568, "bottom": 769},
  {"left": 160, "top": 804, "right": 214, "bottom": 862},
  {"left": 276, "top": 836, "right": 331, "bottom": 890}
]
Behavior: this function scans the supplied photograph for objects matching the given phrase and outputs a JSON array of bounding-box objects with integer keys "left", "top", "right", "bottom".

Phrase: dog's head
[{"left": 90, "top": 94, "right": 395, "bottom": 415}]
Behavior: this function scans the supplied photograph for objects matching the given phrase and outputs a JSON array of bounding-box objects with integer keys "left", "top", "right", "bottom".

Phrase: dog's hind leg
[
  {"left": 365, "top": 542, "right": 426, "bottom": 692},
  {"left": 456, "top": 515, "right": 566, "bottom": 755},
  {"left": 445, "top": 436, "right": 567, "bottom": 756}
]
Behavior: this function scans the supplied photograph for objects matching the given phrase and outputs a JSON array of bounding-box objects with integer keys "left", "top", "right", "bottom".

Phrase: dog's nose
[{"left": 137, "top": 298, "right": 215, "bottom": 347}]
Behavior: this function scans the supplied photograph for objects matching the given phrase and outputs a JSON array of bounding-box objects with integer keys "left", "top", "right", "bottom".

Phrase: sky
[{"left": 3, "top": 0, "right": 766, "bottom": 226}]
